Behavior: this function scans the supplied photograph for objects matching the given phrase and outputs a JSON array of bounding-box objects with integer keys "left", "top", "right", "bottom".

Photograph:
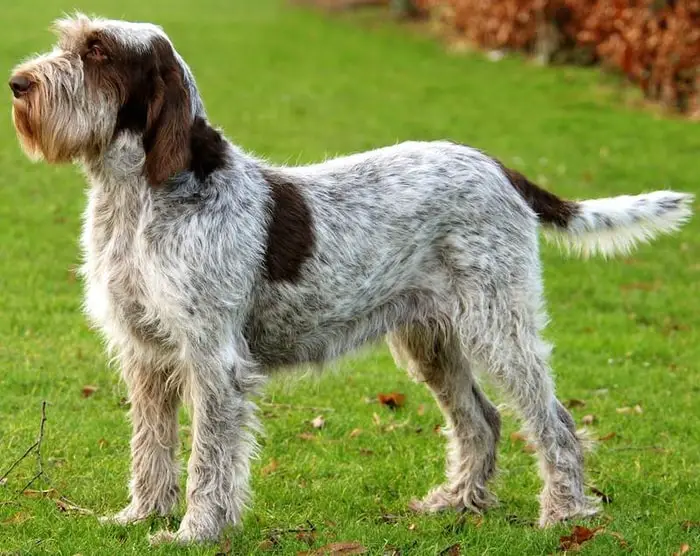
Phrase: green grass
[{"left": 1, "top": 1, "right": 699, "bottom": 554}]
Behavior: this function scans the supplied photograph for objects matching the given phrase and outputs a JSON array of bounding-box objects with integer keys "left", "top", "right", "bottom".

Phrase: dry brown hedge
[{"left": 415, "top": 0, "right": 700, "bottom": 115}]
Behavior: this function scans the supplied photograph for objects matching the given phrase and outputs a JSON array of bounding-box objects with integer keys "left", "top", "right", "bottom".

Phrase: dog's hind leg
[
  {"left": 388, "top": 324, "right": 501, "bottom": 514},
  {"left": 460, "top": 280, "right": 598, "bottom": 527}
]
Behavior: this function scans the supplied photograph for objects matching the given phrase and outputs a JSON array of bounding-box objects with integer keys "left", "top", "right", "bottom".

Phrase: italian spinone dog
[{"left": 9, "top": 14, "right": 693, "bottom": 544}]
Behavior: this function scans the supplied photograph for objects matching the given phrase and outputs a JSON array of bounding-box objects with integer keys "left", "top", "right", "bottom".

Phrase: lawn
[{"left": 1, "top": 1, "right": 699, "bottom": 554}]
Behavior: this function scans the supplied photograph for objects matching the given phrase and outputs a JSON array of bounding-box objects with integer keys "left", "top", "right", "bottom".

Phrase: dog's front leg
[
  {"left": 100, "top": 353, "right": 180, "bottom": 525},
  {"left": 151, "top": 352, "right": 261, "bottom": 545}
]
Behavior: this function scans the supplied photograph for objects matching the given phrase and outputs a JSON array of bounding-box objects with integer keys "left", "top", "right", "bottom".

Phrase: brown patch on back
[
  {"left": 495, "top": 161, "right": 578, "bottom": 228},
  {"left": 261, "top": 170, "right": 315, "bottom": 282}
]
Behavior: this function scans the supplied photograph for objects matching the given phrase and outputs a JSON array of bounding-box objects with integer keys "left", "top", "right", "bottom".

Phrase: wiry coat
[{"left": 9, "top": 14, "right": 693, "bottom": 544}]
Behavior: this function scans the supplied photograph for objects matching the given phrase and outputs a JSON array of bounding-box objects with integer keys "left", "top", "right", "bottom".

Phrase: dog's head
[{"left": 8, "top": 14, "right": 204, "bottom": 184}]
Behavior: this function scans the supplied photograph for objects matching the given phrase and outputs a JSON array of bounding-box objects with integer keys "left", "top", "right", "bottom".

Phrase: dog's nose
[{"left": 9, "top": 75, "right": 32, "bottom": 98}]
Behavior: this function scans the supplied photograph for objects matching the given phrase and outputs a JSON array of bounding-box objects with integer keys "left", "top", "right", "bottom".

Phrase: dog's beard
[
  {"left": 12, "top": 95, "right": 43, "bottom": 161},
  {"left": 11, "top": 73, "right": 115, "bottom": 164}
]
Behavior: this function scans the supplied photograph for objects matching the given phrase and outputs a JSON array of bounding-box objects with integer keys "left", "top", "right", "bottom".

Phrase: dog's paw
[
  {"left": 538, "top": 496, "right": 600, "bottom": 528},
  {"left": 410, "top": 484, "right": 497, "bottom": 514},
  {"left": 149, "top": 514, "right": 221, "bottom": 545},
  {"left": 99, "top": 504, "right": 151, "bottom": 526},
  {"left": 149, "top": 529, "right": 181, "bottom": 545},
  {"left": 149, "top": 526, "right": 218, "bottom": 546}
]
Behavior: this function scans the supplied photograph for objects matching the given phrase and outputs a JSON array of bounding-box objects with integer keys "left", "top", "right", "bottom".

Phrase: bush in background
[{"left": 415, "top": 0, "right": 699, "bottom": 116}]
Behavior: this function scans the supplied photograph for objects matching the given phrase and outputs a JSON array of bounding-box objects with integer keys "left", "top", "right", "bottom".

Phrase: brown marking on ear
[
  {"left": 142, "top": 39, "right": 192, "bottom": 186},
  {"left": 494, "top": 160, "right": 579, "bottom": 228},
  {"left": 261, "top": 170, "right": 315, "bottom": 283},
  {"left": 84, "top": 30, "right": 192, "bottom": 185}
]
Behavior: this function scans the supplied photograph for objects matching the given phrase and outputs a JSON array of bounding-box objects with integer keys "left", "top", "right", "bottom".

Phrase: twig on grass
[
  {"left": 266, "top": 519, "right": 316, "bottom": 537},
  {"left": 260, "top": 401, "right": 335, "bottom": 412},
  {"left": 0, "top": 402, "right": 94, "bottom": 515},
  {"left": 19, "top": 400, "right": 49, "bottom": 494},
  {"left": 0, "top": 401, "right": 48, "bottom": 491},
  {"left": 0, "top": 441, "right": 39, "bottom": 485}
]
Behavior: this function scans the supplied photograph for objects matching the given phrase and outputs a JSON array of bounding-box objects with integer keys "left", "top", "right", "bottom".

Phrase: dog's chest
[{"left": 82, "top": 192, "right": 173, "bottom": 347}]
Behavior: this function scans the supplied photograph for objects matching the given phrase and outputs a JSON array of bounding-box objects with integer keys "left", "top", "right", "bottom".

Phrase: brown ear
[{"left": 143, "top": 65, "right": 191, "bottom": 186}]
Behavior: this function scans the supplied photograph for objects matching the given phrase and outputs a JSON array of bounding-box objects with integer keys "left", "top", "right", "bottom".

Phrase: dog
[{"left": 9, "top": 14, "right": 693, "bottom": 544}]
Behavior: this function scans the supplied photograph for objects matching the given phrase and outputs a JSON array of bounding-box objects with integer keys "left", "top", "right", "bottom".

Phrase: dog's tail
[{"left": 501, "top": 165, "right": 694, "bottom": 257}]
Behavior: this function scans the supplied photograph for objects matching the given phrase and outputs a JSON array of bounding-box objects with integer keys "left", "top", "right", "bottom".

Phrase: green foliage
[{"left": 0, "top": 1, "right": 699, "bottom": 554}]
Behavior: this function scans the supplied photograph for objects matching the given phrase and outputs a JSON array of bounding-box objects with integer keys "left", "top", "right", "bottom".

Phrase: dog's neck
[
  {"left": 83, "top": 111, "right": 229, "bottom": 191},
  {"left": 82, "top": 131, "right": 151, "bottom": 194}
]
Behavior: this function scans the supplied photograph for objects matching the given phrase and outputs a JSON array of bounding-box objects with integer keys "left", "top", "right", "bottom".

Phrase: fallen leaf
[
  {"left": 81, "top": 385, "right": 98, "bottom": 398},
  {"left": 0, "top": 478, "right": 6, "bottom": 486},
  {"left": 261, "top": 458, "right": 279, "bottom": 476},
  {"left": 54, "top": 497, "right": 92, "bottom": 514},
  {"left": 297, "top": 433, "right": 316, "bottom": 441},
  {"left": 296, "top": 530, "right": 317, "bottom": 546},
  {"left": 408, "top": 523, "right": 417, "bottom": 531},
  {"left": 440, "top": 544, "right": 461, "bottom": 555},
  {"left": 307, "top": 541, "right": 367, "bottom": 555},
  {"left": 616, "top": 405, "right": 643, "bottom": 415},
  {"left": 417, "top": 404, "right": 425, "bottom": 416},
  {"left": 258, "top": 538, "right": 277, "bottom": 551},
  {"left": 511, "top": 431, "right": 535, "bottom": 452},
  {"left": 558, "top": 525, "right": 602, "bottom": 551},
  {"left": 590, "top": 486, "right": 613, "bottom": 503},
  {"left": 311, "top": 415, "right": 325, "bottom": 429},
  {"left": 682, "top": 521, "right": 700, "bottom": 531},
  {"left": 674, "top": 544, "right": 691, "bottom": 556},
  {"left": 620, "top": 281, "right": 661, "bottom": 292},
  {"left": 565, "top": 399, "right": 586, "bottom": 409},
  {"left": 433, "top": 424, "right": 442, "bottom": 434},
  {"left": 582, "top": 414, "right": 596, "bottom": 425},
  {"left": 372, "top": 413, "right": 381, "bottom": 426},
  {"left": 218, "top": 537, "right": 232, "bottom": 555},
  {"left": 599, "top": 432, "right": 617, "bottom": 441},
  {"left": 608, "top": 531, "right": 628, "bottom": 549},
  {"left": 386, "top": 420, "right": 410, "bottom": 433},
  {"left": 377, "top": 392, "right": 406, "bottom": 409},
  {"left": 510, "top": 431, "right": 528, "bottom": 443},
  {"left": 349, "top": 428, "right": 362, "bottom": 438},
  {"left": 1, "top": 511, "right": 30, "bottom": 525},
  {"left": 23, "top": 488, "right": 58, "bottom": 499}
]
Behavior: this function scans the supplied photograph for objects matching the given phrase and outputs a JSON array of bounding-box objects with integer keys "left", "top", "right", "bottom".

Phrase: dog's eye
[{"left": 86, "top": 41, "right": 108, "bottom": 62}]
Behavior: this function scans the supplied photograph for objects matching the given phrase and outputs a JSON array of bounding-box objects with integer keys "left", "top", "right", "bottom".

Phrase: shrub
[{"left": 416, "top": 0, "right": 700, "bottom": 115}]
